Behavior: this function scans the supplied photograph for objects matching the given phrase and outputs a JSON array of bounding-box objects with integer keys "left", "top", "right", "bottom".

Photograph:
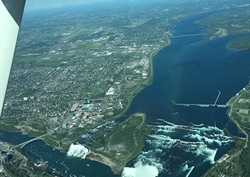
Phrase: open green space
[
  {"left": 228, "top": 36, "right": 250, "bottom": 51},
  {"left": 85, "top": 113, "right": 151, "bottom": 165}
]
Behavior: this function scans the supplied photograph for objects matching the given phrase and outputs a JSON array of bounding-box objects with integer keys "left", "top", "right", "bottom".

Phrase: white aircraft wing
[{"left": 0, "top": 0, "right": 26, "bottom": 116}]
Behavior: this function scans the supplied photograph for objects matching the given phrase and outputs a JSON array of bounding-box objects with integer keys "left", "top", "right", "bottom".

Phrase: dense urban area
[{"left": 0, "top": 0, "right": 250, "bottom": 176}]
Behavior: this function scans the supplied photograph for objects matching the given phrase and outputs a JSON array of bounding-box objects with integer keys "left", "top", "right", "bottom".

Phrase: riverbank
[
  {"left": 107, "top": 37, "right": 171, "bottom": 121},
  {"left": 196, "top": 6, "right": 250, "bottom": 50},
  {"left": 66, "top": 40, "right": 172, "bottom": 171},
  {"left": 0, "top": 35, "right": 172, "bottom": 177},
  {"left": 86, "top": 151, "right": 123, "bottom": 175},
  {"left": 80, "top": 113, "right": 149, "bottom": 175},
  {"left": 203, "top": 84, "right": 250, "bottom": 176},
  {"left": 2, "top": 2, "right": 250, "bottom": 177}
]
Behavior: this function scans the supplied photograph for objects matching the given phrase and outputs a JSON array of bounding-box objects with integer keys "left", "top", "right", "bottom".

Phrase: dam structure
[{"left": 172, "top": 91, "right": 227, "bottom": 108}]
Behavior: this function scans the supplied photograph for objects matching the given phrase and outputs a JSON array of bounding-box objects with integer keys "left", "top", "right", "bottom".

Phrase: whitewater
[
  {"left": 122, "top": 119, "right": 234, "bottom": 177},
  {"left": 67, "top": 144, "right": 90, "bottom": 159}
]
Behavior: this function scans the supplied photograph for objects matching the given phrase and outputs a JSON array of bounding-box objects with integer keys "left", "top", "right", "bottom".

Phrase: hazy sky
[
  {"left": 24, "top": 0, "right": 181, "bottom": 10},
  {"left": 25, "top": 0, "right": 114, "bottom": 10}
]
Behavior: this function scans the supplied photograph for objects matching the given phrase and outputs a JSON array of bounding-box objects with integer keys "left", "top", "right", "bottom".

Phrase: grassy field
[{"left": 85, "top": 113, "right": 151, "bottom": 166}]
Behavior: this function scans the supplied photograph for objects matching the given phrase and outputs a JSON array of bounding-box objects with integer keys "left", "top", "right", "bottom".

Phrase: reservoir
[{"left": 1, "top": 8, "right": 250, "bottom": 177}]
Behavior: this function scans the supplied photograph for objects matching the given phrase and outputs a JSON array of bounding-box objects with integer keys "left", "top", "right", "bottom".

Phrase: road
[{"left": 228, "top": 92, "right": 248, "bottom": 149}]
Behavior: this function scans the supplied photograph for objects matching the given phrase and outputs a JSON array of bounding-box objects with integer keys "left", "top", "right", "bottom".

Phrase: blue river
[
  {"left": 1, "top": 8, "right": 250, "bottom": 177},
  {"left": 125, "top": 9, "right": 250, "bottom": 177}
]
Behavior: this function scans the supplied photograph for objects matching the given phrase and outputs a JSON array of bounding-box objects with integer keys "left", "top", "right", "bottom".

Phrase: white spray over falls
[
  {"left": 124, "top": 119, "right": 234, "bottom": 177},
  {"left": 67, "top": 144, "right": 90, "bottom": 159},
  {"left": 122, "top": 161, "right": 159, "bottom": 177}
]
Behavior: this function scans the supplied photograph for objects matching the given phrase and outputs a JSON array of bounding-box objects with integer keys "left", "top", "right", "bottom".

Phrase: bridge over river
[
  {"left": 14, "top": 134, "right": 47, "bottom": 149},
  {"left": 169, "top": 33, "right": 206, "bottom": 39}
]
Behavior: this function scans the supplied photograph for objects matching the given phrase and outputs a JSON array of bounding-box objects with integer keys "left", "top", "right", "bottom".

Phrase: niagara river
[{"left": 0, "top": 8, "right": 250, "bottom": 177}]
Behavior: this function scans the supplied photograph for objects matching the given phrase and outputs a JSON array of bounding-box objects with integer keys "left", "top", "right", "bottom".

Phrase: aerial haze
[
  {"left": 0, "top": 0, "right": 249, "bottom": 176},
  {"left": 25, "top": 0, "right": 115, "bottom": 10}
]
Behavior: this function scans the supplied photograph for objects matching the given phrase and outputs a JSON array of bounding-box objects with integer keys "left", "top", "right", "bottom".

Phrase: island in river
[{"left": 84, "top": 113, "right": 151, "bottom": 174}]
